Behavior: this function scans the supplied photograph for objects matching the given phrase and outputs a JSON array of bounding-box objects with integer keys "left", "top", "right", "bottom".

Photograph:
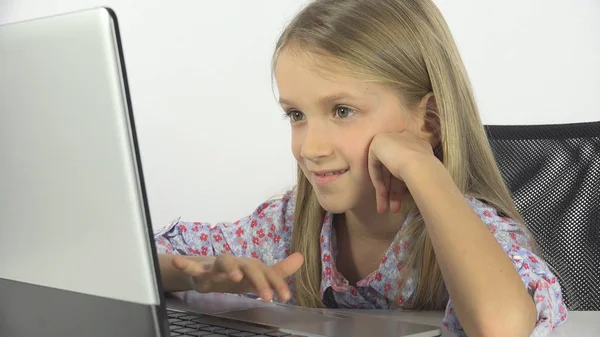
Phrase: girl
[{"left": 155, "top": 0, "right": 567, "bottom": 336}]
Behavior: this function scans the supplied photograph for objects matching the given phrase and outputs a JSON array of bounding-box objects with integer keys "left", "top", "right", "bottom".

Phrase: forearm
[
  {"left": 403, "top": 159, "right": 536, "bottom": 336},
  {"left": 158, "top": 253, "right": 215, "bottom": 292}
]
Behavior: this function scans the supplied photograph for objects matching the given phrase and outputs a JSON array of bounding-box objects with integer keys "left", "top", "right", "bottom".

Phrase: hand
[
  {"left": 367, "top": 131, "right": 435, "bottom": 214},
  {"left": 171, "top": 252, "right": 304, "bottom": 302}
]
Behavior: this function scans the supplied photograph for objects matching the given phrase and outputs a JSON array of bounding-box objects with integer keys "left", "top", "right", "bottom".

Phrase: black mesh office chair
[{"left": 485, "top": 121, "right": 600, "bottom": 311}]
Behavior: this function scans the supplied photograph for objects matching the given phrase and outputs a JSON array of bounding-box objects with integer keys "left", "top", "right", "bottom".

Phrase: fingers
[
  {"left": 237, "top": 254, "right": 302, "bottom": 302},
  {"left": 389, "top": 193, "right": 402, "bottom": 213},
  {"left": 245, "top": 258, "right": 296, "bottom": 302},
  {"left": 263, "top": 266, "right": 291, "bottom": 302},
  {"left": 172, "top": 254, "right": 244, "bottom": 293},
  {"left": 368, "top": 150, "right": 389, "bottom": 214},
  {"left": 369, "top": 145, "right": 409, "bottom": 214},
  {"left": 172, "top": 255, "right": 211, "bottom": 277},
  {"left": 380, "top": 165, "right": 392, "bottom": 213},
  {"left": 239, "top": 263, "right": 273, "bottom": 301},
  {"left": 374, "top": 163, "right": 391, "bottom": 214},
  {"left": 389, "top": 177, "right": 406, "bottom": 213},
  {"left": 213, "top": 253, "right": 243, "bottom": 282},
  {"left": 266, "top": 253, "right": 303, "bottom": 302},
  {"left": 272, "top": 252, "right": 304, "bottom": 277},
  {"left": 176, "top": 253, "right": 297, "bottom": 302}
]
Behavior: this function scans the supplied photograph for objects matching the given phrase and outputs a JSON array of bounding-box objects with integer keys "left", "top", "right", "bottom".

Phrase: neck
[{"left": 337, "top": 197, "right": 404, "bottom": 242}]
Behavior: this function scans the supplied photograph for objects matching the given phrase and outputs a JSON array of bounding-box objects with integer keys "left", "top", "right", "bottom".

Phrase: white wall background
[{"left": 2, "top": 0, "right": 599, "bottom": 228}]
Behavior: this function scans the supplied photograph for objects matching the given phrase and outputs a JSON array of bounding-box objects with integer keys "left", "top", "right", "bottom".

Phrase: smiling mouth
[
  {"left": 314, "top": 169, "right": 348, "bottom": 177},
  {"left": 312, "top": 169, "right": 348, "bottom": 185}
]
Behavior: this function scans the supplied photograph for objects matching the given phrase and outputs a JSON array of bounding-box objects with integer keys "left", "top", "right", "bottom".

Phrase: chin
[{"left": 314, "top": 193, "right": 354, "bottom": 214}]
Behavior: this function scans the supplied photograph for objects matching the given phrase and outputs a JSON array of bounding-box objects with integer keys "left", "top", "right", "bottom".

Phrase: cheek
[
  {"left": 341, "top": 133, "right": 372, "bottom": 170},
  {"left": 376, "top": 113, "right": 411, "bottom": 134},
  {"left": 291, "top": 132, "right": 304, "bottom": 163}
]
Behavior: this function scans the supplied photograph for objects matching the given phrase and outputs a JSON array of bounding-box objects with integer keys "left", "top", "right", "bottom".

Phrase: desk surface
[
  {"left": 337, "top": 308, "right": 600, "bottom": 337},
  {"left": 173, "top": 292, "right": 600, "bottom": 337}
]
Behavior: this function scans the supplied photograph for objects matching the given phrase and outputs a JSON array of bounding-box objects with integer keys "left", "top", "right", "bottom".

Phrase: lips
[
  {"left": 311, "top": 169, "right": 348, "bottom": 185},
  {"left": 314, "top": 169, "right": 348, "bottom": 177}
]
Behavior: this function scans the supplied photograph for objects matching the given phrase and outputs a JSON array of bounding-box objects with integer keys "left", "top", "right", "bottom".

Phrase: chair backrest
[{"left": 485, "top": 121, "right": 600, "bottom": 311}]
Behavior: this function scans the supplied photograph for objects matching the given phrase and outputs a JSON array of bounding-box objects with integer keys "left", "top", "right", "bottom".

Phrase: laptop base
[{"left": 0, "top": 278, "right": 167, "bottom": 337}]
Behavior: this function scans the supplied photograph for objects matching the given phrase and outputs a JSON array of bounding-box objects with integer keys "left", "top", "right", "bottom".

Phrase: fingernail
[
  {"left": 230, "top": 271, "right": 241, "bottom": 279},
  {"left": 262, "top": 290, "right": 272, "bottom": 300}
]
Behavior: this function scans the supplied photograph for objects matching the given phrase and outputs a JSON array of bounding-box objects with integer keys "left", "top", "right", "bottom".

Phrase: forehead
[{"left": 274, "top": 48, "right": 380, "bottom": 101}]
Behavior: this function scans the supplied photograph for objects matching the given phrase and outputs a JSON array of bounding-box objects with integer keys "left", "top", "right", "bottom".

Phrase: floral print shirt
[{"left": 154, "top": 189, "right": 567, "bottom": 336}]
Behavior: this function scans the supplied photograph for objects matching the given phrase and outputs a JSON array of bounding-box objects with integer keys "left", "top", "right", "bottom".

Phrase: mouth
[
  {"left": 314, "top": 169, "right": 348, "bottom": 176},
  {"left": 312, "top": 169, "right": 348, "bottom": 184}
]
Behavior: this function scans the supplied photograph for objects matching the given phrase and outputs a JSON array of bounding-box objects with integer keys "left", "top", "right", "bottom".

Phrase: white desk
[
  {"left": 337, "top": 308, "right": 600, "bottom": 337},
  {"left": 172, "top": 292, "right": 600, "bottom": 337}
]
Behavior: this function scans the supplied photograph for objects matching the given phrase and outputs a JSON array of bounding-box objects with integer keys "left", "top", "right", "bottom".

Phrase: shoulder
[
  {"left": 251, "top": 188, "right": 297, "bottom": 221},
  {"left": 221, "top": 188, "right": 298, "bottom": 262},
  {"left": 218, "top": 187, "right": 297, "bottom": 235},
  {"left": 465, "top": 196, "right": 508, "bottom": 220},
  {"left": 465, "top": 196, "right": 534, "bottom": 250},
  {"left": 153, "top": 188, "right": 298, "bottom": 260}
]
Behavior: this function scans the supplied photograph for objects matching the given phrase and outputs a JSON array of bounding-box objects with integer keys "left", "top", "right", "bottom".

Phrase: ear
[{"left": 415, "top": 92, "right": 441, "bottom": 148}]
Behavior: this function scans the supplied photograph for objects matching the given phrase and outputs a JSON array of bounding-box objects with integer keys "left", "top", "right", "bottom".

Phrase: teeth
[{"left": 320, "top": 170, "right": 347, "bottom": 176}]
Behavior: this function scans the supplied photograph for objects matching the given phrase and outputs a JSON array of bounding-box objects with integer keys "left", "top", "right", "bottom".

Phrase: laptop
[{"left": 0, "top": 7, "right": 442, "bottom": 337}]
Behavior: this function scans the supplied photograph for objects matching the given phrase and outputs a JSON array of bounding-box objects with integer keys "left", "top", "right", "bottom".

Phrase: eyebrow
[{"left": 279, "top": 92, "right": 360, "bottom": 107}]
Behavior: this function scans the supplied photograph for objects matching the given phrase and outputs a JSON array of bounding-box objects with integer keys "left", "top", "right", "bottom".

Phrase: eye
[
  {"left": 285, "top": 110, "right": 306, "bottom": 122},
  {"left": 334, "top": 106, "right": 356, "bottom": 119}
]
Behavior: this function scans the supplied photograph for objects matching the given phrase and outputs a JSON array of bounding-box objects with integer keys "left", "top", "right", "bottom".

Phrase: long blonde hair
[{"left": 272, "top": 0, "right": 535, "bottom": 310}]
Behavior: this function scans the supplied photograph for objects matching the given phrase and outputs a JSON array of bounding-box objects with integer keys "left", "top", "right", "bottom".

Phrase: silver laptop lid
[{"left": 0, "top": 7, "right": 160, "bottom": 307}]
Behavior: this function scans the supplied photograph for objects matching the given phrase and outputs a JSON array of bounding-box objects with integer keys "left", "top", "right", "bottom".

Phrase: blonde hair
[{"left": 272, "top": 0, "right": 536, "bottom": 310}]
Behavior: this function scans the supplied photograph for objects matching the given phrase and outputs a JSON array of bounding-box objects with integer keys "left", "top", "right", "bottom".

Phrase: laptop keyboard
[{"left": 167, "top": 309, "right": 306, "bottom": 337}]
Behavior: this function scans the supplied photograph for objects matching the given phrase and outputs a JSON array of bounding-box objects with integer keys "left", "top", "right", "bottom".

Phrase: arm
[
  {"left": 441, "top": 197, "right": 567, "bottom": 337},
  {"left": 152, "top": 190, "right": 297, "bottom": 293},
  {"left": 368, "top": 132, "right": 566, "bottom": 336},
  {"left": 403, "top": 159, "right": 537, "bottom": 337}
]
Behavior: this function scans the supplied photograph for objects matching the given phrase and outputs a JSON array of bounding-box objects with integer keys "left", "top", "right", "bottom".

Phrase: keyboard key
[
  {"left": 230, "top": 333, "right": 258, "bottom": 337},
  {"left": 187, "top": 332, "right": 215, "bottom": 337},
  {"left": 170, "top": 332, "right": 181, "bottom": 336},
  {"left": 200, "top": 326, "right": 225, "bottom": 332},
  {"left": 214, "top": 328, "right": 241, "bottom": 334},
  {"left": 173, "top": 321, "right": 198, "bottom": 327},
  {"left": 266, "top": 333, "right": 291, "bottom": 336},
  {"left": 179, "top": 315, "right": 203, "bottom": 320},
  {"left": 204, "top": 335, "right": 227, "bottom": 337},
  {"left": 185, "top": 323, "right": 209, "bottom": 329},
  {"left": 174, "top": 327, "right": 199, "bottom": 334}
]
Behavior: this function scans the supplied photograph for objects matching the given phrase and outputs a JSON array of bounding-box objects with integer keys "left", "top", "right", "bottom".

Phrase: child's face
[{"left": 275, "top": 49, "right": 419, "bottom": 214}]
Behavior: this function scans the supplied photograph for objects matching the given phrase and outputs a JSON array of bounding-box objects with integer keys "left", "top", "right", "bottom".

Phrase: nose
[{"left": 300, "top": 122, "right": 333, "bottom": 162}]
